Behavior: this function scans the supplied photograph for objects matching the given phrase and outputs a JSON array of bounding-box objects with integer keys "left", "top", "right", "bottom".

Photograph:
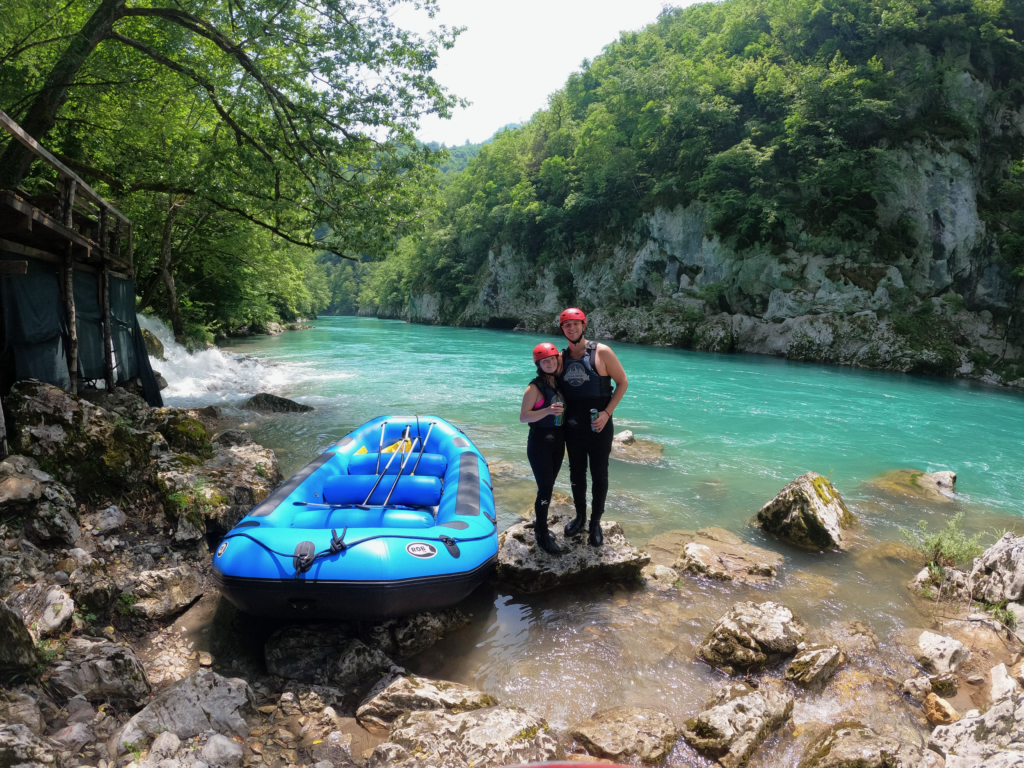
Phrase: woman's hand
[{"left": 547, "top": 402, "right": 564, "bottom": 417}]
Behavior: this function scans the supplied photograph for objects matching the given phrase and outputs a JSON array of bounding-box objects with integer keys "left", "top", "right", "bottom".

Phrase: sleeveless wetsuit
[
  {"left": 526, "top": 375, "right": 565, "bottom": 530},
  {"left": 560, "top": 342, "right": 614, "bottom": 523}
]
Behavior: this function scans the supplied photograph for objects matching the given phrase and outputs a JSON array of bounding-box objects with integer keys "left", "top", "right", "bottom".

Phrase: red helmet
[
  {"left": 533, "top": 342, "right": 559, "bottom": 362},
  {"left": 559, "top": 308, "right": 586, "bottom": 326}
]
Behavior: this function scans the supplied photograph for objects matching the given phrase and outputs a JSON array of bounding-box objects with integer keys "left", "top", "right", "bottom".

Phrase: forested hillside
[{"left": 352, "top": 0, "right": 1024, "bottom": 384}]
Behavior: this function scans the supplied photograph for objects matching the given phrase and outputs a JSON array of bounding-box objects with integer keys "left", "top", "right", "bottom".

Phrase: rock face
[
  {"left": 496, "top": 506, "right": 650, "bottom": 592},
  {"left": 756, "top": 472, "right": 853, "bottom": 550},
  {"left": 697, "top": 601, "right": 809, "bottom": 674},
  {"left": 682, "top": 681, "right": 793, "bottom": 768},
  {"left": 665, "top": 527, "right": 783, "bottom": 585},
  {"left": 969, "top": 533, "right": 1024, "bottom": 604},
  {"left": 0, "top": 600, "right": 42, "bottom": 673},
  {"left": 930, "top": 691, "right": 1024, "bottom": 764},
  {"left": 784, "top": 644, "right": 845, "bottom": 689},
  {"left": 369, "top": 706, "right": 558, "bottom": 768},
  {"left": 0, "top": 692, "right": 43, "bottom": 735},
  {"left": 50, "top": 636, "right": 151, "bottom": 707},
  {"left": 133, "top": 565, "right": 203, "bottom": 618},
  {"left": 798, "top": 722, "right": 914, "bottom": 768},
  {"left": 915, "top": 631, "right": 970, "bottom": 675},
  {"left": 569, "top": 707, "right": 679, "bottom": 764},
  {"left": 243, "top": 393, "right": 314, "bottom": 413},
  {"left": 0, "top": 454, "right": 80, "bottom": 546},
  {"left": 356, "top": 670, "right": 498, "bottom": 733},
  {"left": 7, "top": 583, "right": 74, "bottom": 639},
  {"left": 113, "top": 670, "right": 258, "bottom": 753}
]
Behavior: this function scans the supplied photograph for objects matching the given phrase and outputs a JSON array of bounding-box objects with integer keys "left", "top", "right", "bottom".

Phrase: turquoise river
[{"left": 146, "top": 315, "right": 1024, "bottom": 766}]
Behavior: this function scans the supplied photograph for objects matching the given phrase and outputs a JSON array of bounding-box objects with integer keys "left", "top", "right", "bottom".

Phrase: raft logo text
[{"left": 406, "top": 542, "right": 438, "bottom": 558}]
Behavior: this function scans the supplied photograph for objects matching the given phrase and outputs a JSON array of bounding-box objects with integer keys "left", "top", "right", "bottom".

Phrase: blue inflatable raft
[{"left": 212, "top": 415, "right": 498, "bottom": 620}]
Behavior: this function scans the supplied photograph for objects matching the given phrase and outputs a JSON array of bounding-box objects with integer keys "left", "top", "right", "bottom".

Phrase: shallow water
[{"left": 148, "top": 315, "right": 1024, "bottom": 762}]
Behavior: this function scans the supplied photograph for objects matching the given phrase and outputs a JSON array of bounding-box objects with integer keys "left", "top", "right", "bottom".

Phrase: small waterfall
[{"left": 138, "top": 316, "right": 301, "bottom": 407}]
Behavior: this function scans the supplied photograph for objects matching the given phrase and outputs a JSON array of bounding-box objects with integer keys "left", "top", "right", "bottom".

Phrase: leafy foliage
[{"left": 901, "top": 511, "right": 984, "bottom": 568}]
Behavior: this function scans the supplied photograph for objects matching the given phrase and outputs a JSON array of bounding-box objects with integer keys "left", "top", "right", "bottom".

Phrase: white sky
[{"left": 393, "top": 0, "right": 682, "bottom": 146}]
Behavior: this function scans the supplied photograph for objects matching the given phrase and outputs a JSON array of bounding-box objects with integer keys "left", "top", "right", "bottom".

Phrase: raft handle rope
[{"left": 381, "top": 428, "right": 416, "bottom": 507}]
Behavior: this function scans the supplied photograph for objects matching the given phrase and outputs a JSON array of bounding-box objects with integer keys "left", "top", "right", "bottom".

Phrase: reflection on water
[{"left": 149, "top": 316, "right": 1024, "bottom": 764}]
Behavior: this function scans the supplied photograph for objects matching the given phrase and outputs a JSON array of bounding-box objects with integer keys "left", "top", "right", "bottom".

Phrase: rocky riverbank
[{"left": 3, "top": 382, "right": 1024, "bottom": 768}]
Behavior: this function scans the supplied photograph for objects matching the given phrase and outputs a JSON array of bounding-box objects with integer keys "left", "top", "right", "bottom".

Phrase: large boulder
[
  {"left": 798, "top": 722, "right": 920, "bottom": 768},
  {"left": 330, "top": 639, "right": 394, "bottom": 687},
  {"left": 356, "top": 670, "right": 498, "bottom": 733},
  {"left": 6, "top": 584, "right": 74, "bottom": 640},
  {"left": 0, "top": 724, "right": 56, "bottom": 767},
  {"left": 68, "top": 562, "right": 118, "bottom": 614},
  {"left": 369, "top": 706, "right": 558, "bottom": 768},
  {"left": 141, "top": 328, "right": 165, "bottom": 360},
  {"left": 969, "top": 533, "right": 1024, "bottom": 605},
  {"left": 682, "top": 681, "right": 793, "bottom": 768},
  {"left": 0, "top": 454, "right": 80, "bottom": 546},
  {"left": 265, "top": 624, "right": 354, "bottom": 684},
  {"left": 866, "top": 468, "right": 957, "bottom": 503},
  {"left": 569, "top": 707, "right": 679, "bottom": 764},
  {"left": 243, "top": 393, "right": 313, "bottom": 413},
  {"left": 365, "top": 608, "right": 470, "bottom": 660},
  {"left": 133, "top": 565, "right": 203, "bottom": 619},
  {"left": 50, "top": 636, "right": 151, "bottom": 707},
  {"left": 496, "top": 501, "right": 649, "bottom": 592},
  {"left": 915, "top": 631, "right": 970, "bottom": 675},
  {"left": 6, "top": 380, "right": 159, "bottom": 496},
  {"left": 697, "top": 601, "right": 808, "bottom": 675},
  {"left": 755, "top": 472, "right": 853, "bottom": 550},
  {"left": 659, "top": 528, "right": 783, "bottom": 585},
  {"left": 112, "top": 669, "right": 258, "bottom": 753},
  {"left": 0, "top": 600, "right": 42, "bottom": 674}
]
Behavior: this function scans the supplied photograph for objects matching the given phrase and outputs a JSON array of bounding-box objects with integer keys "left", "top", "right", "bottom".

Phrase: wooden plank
[
  {"left": 0, "top": 239, "right": 107, "bottom": 274},
  {"left": 0, "top": 192, "right": 96, "bottom": 259},
  {"left": 0, "top": 261, "right": 27, "bottom": 274},
  {"left": 62, "top": 179, "right": 79, "bottom": 395},
  {"left": 0, "top": 110, "right": 130, "bottom": 225}
]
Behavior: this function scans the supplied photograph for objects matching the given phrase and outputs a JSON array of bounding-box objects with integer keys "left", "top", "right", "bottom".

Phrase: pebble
[{"left": 968, "top": 674, "right": 985, "bottom": 684}]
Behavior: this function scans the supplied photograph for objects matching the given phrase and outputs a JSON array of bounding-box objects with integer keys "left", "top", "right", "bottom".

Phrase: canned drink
[
  {"left": 553, "top": 394, "right": 564, "bottom": 427},
  {"left": 590, "top": 408, "right": 599, "bottom": 431}
]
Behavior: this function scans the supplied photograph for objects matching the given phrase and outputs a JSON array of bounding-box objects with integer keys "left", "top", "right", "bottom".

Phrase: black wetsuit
[
  {"left": 560, "top": 341, "right": 614, "bottom": 522},
  {"left": 526, "top": 376, "right": 565, "bottom": 529}
]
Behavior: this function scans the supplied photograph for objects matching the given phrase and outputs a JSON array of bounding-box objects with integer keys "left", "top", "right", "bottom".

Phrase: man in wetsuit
[{"left": 558, "top": 308, "right": 628, "bottom": 546}]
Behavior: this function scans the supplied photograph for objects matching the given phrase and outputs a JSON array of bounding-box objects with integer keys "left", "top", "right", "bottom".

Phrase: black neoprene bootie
[
  {"left": 588, "top": 518, "right": 604, "bottom": 547},
  {"left": 535, "top": 525, "right": 563, "bottom": 555},
  {"left": 564, "top": 511, "right": 587, "bottom": 537}
]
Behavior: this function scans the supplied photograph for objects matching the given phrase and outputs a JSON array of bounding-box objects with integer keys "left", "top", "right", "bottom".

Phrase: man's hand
[{"left": 592, "top": 410, "right": 611, "bottom": 432}]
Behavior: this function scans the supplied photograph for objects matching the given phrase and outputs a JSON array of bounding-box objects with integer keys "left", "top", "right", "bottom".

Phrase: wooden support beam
[
  {"left": 0, "top": 261, "right": 27, "bottom": 274},
  {"left": 61, "top": 178, "right": 79, "bottom": 395},
  {"left": 99, "top": 208, "right": 115, "bottom": 390}
]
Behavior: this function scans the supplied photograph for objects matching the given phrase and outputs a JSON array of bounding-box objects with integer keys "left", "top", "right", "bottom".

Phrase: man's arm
[{"left": 593, "top": 344, "right": 627, "bottom": 432}]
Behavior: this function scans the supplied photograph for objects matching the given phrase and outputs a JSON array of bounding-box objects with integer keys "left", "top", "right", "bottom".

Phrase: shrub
[{"left": 901, "top": 512, "right": 983, "bottom": 568}]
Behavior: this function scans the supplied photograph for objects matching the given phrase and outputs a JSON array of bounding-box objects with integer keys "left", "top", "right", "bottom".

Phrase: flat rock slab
[
  {"left": 357, "top": 670, "right": 497, "bottom": 733},
  {"left": 496, "top": 507, "right": 649, "bottom": 593},
  {"left": 682, "top": 681, "right": 793, "bottom": 768},
  {"left": 656, "top": 528, "right": 783, "bottom": 585},
  {"left": 369, "top": 706, "right": 558, "bottom": 768},
  {"left": 697, "top": 600, "right": 808, "bottom": 675},
  {"left": 866, "top": 468, "right": 956, "bottom": 503},
  {"left": 756, "top": 472, "right": 853, "bottom": 551},
  {"left": 570, "top": 706, "right": 679, "bottom": 764}
]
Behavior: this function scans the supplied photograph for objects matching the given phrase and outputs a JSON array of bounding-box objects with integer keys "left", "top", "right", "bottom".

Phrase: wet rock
[
  {"left": 697, "top": 601, "right": 809, "bottom": 674},
  {"left": 139, "top": 408, "right": 213, "bottom": 458},
  {"left": 682, "top": 681, "right": 793, "bottom": 768},
  {"left": 356, "top": 669, "right": 498, "bottom": 733},
  {"left": 784, "top": 644, "right": 845, "bottom": 689},
  {"left": 0, "top": 600, "right": 42, "bottom": 673},
  {"left": 570, "top": 707, "right": 679, "bottom": 764},
  {"left": 496, "top": 508, "right": 650, "bottom": 592},
  {"left": 908, "top": 565, "right": 972, "bottom": 602},
  {"left": 826, "top": 620, "right": 880, "bottom": 658},
  {"left": 85, "top": 504, "right": 127, "bottom": 534},
  {"left": 68, "top": 562, "right": 117, "bottom": 613},
  {"left": 669, "top": 528, "right": 783, "bottom": 585},
  {"left": 330, "top": 639, "right": 394, "bottom": 687},
  {"left": 610, "top": 431, "right": 664, "bottom": 464},
  {"left": 52, "top": 721, "right": 92, "bottom": 752},
  {"left": 0, "top": 723, "right": 56, "bottom": 766},
  {"left": 7, "top": 380, "right": 160, "bottom": 496},
  {"left": 150, "top": 731, "right": 181, "bottom": 760},
  {"left": 265, "top": 624, "right": 353, "bottom": 684},
  {"left": 991, "top": 663, "right": 1020, "bottom": 704},
  {"left": 372, "top": 608, "right": 471, "bottom": 659},
  {"left": 867, "top": 468, "right": 958, "bottom": 503},
  {"left": 142, "top": 328, "right": 166, "bottom": 360},
  {"left": 916, "top": 631, "right": 970, "bottom": 675},
  {"left": 369, "top": 706, "right": 557, "bottom": 768},
  {"left": 213, "top": 430, "right": 253, "bottom": 447},
  {"left": 243, "top": 393, "right": 314, "bottom": 413},
  {"left": 50, "top": 636, "right": 151, "bottom": 707},
  {"left": 0, "top": 691, "right": 43, "bottom": 735},
  {"left": 798, "top": 721, "right": 916, "bottom": 768},
  {"left": 901, "top": 676, "right": 934, "bottom": 702},
  {"left": 929, "top": 691, "right": 1023, "bottom": 764},
  {"left": 113, "top": 669, "right": 258, "bottom": 753},
  {"left": 925, "top": 693, "right": 960, "bottom": 726},
  {"left": 133, "top": 565, "right": 203, "bottom": 619},
  {"left": 969, "top": 533, "right": 1024, "bottom": 605},
  {"left": 756, "top": 472, "right": 853, "bottom": 550},
  {"left": 641, "top": 563, "right": 678, "bottom": 590},
  {"left": 202, "top": 734, "right": 243, "bottom": 768},
  {"left": 308, "top": 730, "right": 354, "bottom": 765}
]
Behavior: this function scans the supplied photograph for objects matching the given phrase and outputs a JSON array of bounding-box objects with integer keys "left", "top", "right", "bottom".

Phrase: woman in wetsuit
[{"left": 519, "top": 342, "right": 566, "bottom": 554}]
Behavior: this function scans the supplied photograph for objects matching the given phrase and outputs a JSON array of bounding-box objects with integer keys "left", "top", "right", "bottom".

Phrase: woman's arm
[{"left": 520, "top": 383, "right": 563, "bottom": 424}]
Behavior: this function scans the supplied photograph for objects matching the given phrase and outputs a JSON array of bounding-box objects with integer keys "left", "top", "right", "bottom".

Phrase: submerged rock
[
  {"left": 641, "top": 563, "right": 679, "bottom": 590},
  {"left": 50, "top": 636, "right": 151, "bottom": 707},
  {"left": 867, "top": 468, "right": 957, "bottom": 503},
  {"left": 496, "top": 506, "right": 649, "bottom": 592},
  {"left": 569, "top": 706, "right": 679, "bottom": 764},
  {"left": 682, "top": 681, "right": 793, "bottom": 768},
  {"left": 667, "top": 527, "right": 783, "bottom": 585},
  {"left": 0, "top": 600, "right": 42, "bottom": 673},
  {"left": 697, "top": 601, "right": 808, "bottom": 674},
  {"left": 356, "top": 669, "right": 498, "bottom": 733},
  {"left": 243, "top": 393, "right": 314, "bottom": 413},
  {"left": 369, "top": 706, "right": 558, "bottom": 768},
  {"left": 367, "top": 608, "right": 470, "bottom": 660},
  {"left": 113, "top": 669, "right": 258, "bottom": 753},
  {"left": 610, "top": 431, "right": 664, "bottom": 464},
  {"left": 798, "top": 721, "right": 919, "bottom": 768},
  {"left": 756, "top": 472, "right": 853, "bottom": 550}
]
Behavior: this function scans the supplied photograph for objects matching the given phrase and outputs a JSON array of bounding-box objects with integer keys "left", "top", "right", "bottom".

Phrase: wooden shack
[{"left": 0, "top": 109, "right": 162, "bottom": 458}]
